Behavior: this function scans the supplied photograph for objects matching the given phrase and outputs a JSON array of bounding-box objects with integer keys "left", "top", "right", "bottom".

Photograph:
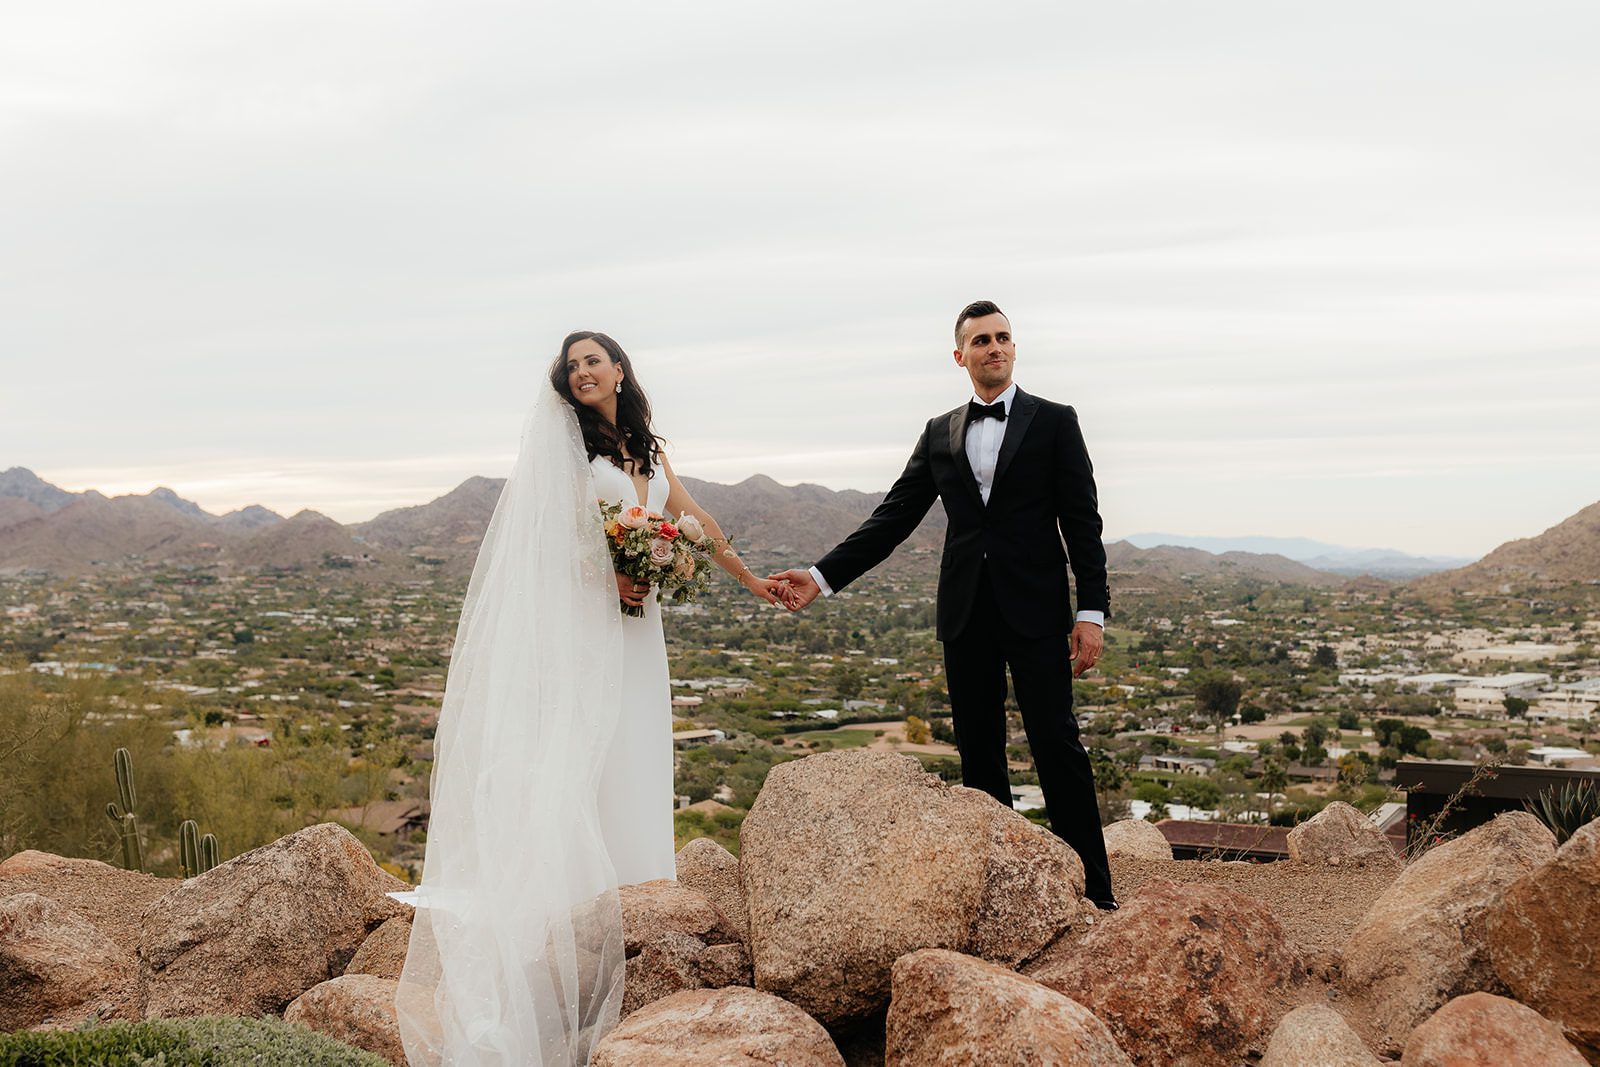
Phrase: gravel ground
[{"left": 1108, "top": 854, "right": 1399, "bottom": 962}]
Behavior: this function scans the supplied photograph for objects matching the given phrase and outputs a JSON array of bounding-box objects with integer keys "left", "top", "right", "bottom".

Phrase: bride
[{"left": 395, "top": 331, "right": 784, "bottom": 1066}]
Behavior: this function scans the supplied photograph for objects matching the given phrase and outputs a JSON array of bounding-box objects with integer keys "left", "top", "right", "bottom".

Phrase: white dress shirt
[{"left": 810, "top": 382, "right": 1104, "bottom": 629}]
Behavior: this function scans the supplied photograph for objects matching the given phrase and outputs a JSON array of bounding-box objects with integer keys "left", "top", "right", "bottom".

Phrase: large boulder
[
  {"left": 1286, "top": 802, "right": 1400, "bottom": 870},
  {"left": 966, "top": 803, "right": 1088, "bottom": 967},
  {"left": 0, "top": 891, "right": 137, "bottom": 1030},
  {"left": 591, "top": 986, "right": 844, "bottom": 1066},
  {"left": 138, "top": 822, "right": 411, "bottom": 1017},
  {"left": 885, "top": 949, "right": 1133, "bottom": 1066},
  {"left": 619, "top": 879, "right": 749, "bottom": 1017},
  {"left": 1341, "top": 810, "right": 1555, "bottom": 1050},
  {"left": 346, "top": 916, "right": 412, "bottom": 980},
  {"left": 285, "top": 973, "right": 406, "bottom": 1066},
  {"left": 1101, "top": 818, "right": 1172, "bottom": 861},
  {"left": 739, "top": 751, "right": 1084, "bottom": 1027},
  {"left": 621, "top": 879, "right": 740, "bottom": 951},
  {"left": 0, "top": 849, "right": 176, "bottom": 954},
  {"left": 1485, "top": 817, "right": 1600, "bottom": 1054},
  {"left": 675, "top": 838, "right": 749, "bottom": 942},
  {"left": 1402, "top": 992, "right": 1588, "bottom": 1067},
  {"left": 1259, "top": 1004, "right": 1382, "bottom": 1067},
  {"left": 1032, "top": 879, "right": 1303, "bottom": 1067}
]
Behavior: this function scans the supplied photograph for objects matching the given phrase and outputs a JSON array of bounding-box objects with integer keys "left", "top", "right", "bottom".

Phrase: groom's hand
[
  {"left": 767, "top": 568, "right": 820, "bottom": 612},
  {"left": 1070, "top": 621, "right": 1104, "bottom": 677}
]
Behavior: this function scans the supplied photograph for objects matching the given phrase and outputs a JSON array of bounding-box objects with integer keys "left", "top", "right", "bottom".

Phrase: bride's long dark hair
[{"left": 548, "top": 331, "right": 666, "bottom": 478}]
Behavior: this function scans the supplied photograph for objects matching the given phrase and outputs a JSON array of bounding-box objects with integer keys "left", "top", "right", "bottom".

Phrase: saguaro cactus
[
  {"left": 180, "top": 818, "right": 222, "bottom": 877},
  {"left": 104, "top": 747, "right": 146, "bottom": 873}
]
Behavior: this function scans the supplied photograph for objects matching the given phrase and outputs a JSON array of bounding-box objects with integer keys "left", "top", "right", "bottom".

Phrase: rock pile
[
  {"left": 4, "top": 751, "right": 1598, "bottom": 1066},
  {"left": 1340, "top": 810, "right": 1556, "bottom": 1052}
]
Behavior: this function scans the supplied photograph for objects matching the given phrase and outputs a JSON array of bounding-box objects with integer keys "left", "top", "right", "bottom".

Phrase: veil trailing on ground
[{"left": 395, "top": 383, "right": 626, "bottom": 1066}]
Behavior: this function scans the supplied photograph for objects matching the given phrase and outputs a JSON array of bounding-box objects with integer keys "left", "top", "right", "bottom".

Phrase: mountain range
[
  {"left": 1, "top": 466, "right": 1590, "bottom": 595},
  {"left": 1410, "top": 501, "right": 1600, "bottom": 594},
  {"left": 1122, "top": 532, "right": 1472, "bottom": 578}
]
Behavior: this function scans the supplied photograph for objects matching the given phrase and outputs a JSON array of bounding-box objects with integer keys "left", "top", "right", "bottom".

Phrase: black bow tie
[{"left": 967, "top": 400, "right": 1007, "bottom": 423}]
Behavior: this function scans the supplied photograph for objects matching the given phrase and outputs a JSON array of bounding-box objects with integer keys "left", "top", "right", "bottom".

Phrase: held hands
[
  {"left": 1070, "top": 620, "right": 1104, "bottom": 677},
  {"left": 766, "top": 568, "right": 820, "bottom": 613},
  {"left": 740, "top": 572, "right": 788, "bottom": 607}
]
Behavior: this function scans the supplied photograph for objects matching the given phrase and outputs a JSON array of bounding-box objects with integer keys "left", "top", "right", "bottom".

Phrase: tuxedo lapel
[
  {"left": 992, "top": 388, "right": 1039, "bottom": 492},
  {"left": 947, "top": 405, "right": 984, "bottom": 506}
]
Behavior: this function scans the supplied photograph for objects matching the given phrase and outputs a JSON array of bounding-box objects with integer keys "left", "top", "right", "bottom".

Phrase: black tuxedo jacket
[{"left": 814, "top": 387, "right": 1110, "bottom": 642}]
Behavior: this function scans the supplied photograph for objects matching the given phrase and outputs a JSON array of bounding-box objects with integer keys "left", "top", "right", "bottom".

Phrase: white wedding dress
[
  {"left": 589, "top": 455, "right": 678, "bottom": 886},
  {"left": 395, "top": 387, "right": 678, "bottom": 1066}
]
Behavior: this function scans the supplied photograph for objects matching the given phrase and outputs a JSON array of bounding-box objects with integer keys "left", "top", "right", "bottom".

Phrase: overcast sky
[{"left": 3, "top": 1, "right": 1596, "bottom": 558}]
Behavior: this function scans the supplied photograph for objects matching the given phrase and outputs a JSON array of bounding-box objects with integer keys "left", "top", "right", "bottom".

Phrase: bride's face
[{"left": 564, "top": 339, "right": 623, "bottom": 407}]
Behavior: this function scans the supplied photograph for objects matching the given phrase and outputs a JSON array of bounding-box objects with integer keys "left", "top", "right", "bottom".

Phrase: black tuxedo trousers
[{"left": 945, "top": 562, "right": 1113, "bottom": 903}]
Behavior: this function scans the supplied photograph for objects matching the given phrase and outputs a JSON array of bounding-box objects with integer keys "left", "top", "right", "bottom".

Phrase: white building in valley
[{"left": 1529, "top": 678, "right": 1600, "bottom": 723}]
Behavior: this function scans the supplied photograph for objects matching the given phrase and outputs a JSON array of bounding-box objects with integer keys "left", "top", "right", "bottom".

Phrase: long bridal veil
[{"left": 395, "top": 383, "right": 626, "bottom": 1066}]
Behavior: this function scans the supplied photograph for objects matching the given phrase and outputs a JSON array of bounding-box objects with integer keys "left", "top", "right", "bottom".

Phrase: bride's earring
[{"left": 615, "top": 381, "right": 623, "bottom": 394}]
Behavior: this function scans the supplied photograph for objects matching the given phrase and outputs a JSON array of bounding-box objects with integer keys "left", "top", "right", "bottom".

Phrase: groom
[{"left": 772, "top": 300, "right": 1117, "bottom": 908}]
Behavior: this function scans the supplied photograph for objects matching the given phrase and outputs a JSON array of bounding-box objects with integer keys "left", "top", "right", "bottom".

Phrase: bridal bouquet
[{"left": 600, "top": 502, "right": 718, "bottom": 617}]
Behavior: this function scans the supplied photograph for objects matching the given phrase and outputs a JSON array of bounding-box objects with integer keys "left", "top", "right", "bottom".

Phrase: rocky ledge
[{"left": 3, "top": 749, "right": 1597, "bottom": 1066}]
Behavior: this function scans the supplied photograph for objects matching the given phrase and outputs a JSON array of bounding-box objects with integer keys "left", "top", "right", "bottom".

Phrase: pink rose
[
  {"left": 675, "top": 513, "right": 705, "bottom": 542},
  {"left": 619, "top": 505, "right": 650, "bottom": 530},
  {"left": 673, "top": 554, "right": 696, "bottom": 580},
  {"left": 649, "top": 538, "right": 675, "bottom": 565}
]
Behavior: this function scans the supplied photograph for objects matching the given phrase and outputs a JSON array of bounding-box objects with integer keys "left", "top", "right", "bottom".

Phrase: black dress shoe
[{"left": 1091, "top": 899, "right": 1120, "bottom": 912}]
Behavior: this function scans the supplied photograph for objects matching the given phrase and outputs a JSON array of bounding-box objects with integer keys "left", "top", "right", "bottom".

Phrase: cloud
[{"left": 2, "top": 1, "right": 1596, "bottom": 559}]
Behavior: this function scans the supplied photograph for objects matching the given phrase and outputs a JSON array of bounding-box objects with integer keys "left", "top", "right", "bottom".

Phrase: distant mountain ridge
[
  {"left": 12, "top": 466, "right": 1576, "bottom": 593},
  {"left": 1105, "top": 540, "right": 1346, "bottom": 588},
  {"left": 1410, "top": 501, "right": 1600, "bottom": 593},
  {"left": 1123, "top": 531, "right": 1472, "bottom": 578}
]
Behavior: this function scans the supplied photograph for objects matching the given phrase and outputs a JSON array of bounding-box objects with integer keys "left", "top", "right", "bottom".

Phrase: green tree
[
  {"left": 1259, "top": 758, "right": 1288, "bottom": 806},
  {"left": 1396, "top": 725, "right": 1432, "bottom": 755},
  {"left": 1503, "top": 695, "right": 1530, "bottom": 718},
  {"left": 1169, "top": 777, "right": 1222, "bottom": 809},
  {"left": 1337, "top": 752, "right": 1374, "bottom": 787},
  {"left": 1088, "top": 748, "right": 1124, "bottom": 795},
  {"left": 1194, "top": 674, "right": 1243, "bottom": 734},
  {"left": 1132, "top": 781, "right": 1168, "bottom": 804},
  {"left": 1373, "top": 718, "right": 1406, "bottom": 747}
]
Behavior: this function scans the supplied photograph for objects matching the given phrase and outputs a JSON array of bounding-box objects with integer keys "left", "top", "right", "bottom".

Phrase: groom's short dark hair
[{"left": 955, "top": 300, "right": 1006, "bottom": 344}]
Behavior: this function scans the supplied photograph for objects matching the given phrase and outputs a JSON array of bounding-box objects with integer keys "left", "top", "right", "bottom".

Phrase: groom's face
[{"left": 954, "top": 312, "right": 1015, "bottom": 391}]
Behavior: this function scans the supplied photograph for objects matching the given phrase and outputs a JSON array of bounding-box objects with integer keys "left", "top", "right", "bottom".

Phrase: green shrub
[
  {"left": 0, "top": 1015, "right": 389, "bottom": 1067},
  {"left": 1525, "top": 779, "right": 1600, "bottom": 845}
]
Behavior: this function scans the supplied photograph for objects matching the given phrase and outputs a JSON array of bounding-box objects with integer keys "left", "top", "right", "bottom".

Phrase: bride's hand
[
  {"left": 616, "top": 571, "right": 649, "bottom": 608},
  {"left": 741, "top": 573, "right": 786, "bottom": 607}
]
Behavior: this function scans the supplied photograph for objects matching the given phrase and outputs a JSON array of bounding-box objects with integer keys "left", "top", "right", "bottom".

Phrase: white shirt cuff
[
  {"left": 1075, "top": 610, "right": 1104, "bottom": 628},
  {"left": 808, "top": 566, "right": 834, "bottom": 598}
]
